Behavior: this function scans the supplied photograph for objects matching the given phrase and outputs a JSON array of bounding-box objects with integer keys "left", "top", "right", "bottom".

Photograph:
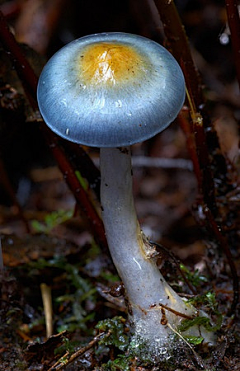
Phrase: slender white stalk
[{"left": 100, "top": 147, "right": 214, "bottom": 354}]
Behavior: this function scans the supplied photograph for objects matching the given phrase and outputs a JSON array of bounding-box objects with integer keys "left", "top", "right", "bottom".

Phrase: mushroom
[{"left": 37, "top": 32, "right": 215, "bottom": 356}]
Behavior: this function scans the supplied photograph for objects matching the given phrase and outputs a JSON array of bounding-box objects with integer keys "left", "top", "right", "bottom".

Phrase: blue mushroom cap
[{"left": 37, "top": 32, "right": 185, "bottom": 147}]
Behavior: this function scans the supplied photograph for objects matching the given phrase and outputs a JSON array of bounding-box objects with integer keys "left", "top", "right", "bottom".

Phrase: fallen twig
[{"left": 47, "top": 331, "right": 111, "bottom": 371}]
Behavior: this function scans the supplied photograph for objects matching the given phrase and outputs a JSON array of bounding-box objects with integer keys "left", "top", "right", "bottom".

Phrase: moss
[
  {"left": 31, "top": 209, "right": 73, "bottom": 233},
  {"left": 179, "top": 291, "right": 223, "bottom": 336},
  {"left": 96, "top": 316, "right": 130, "bottom": 352},
  {"left": 179, "top": 264, "right": 208, "bottom": 287}
]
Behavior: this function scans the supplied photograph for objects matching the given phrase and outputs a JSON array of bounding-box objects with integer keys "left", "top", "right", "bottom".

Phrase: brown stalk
[
  {"left": 153, "top": 1, "right": 239, "bottom": 315},
  {"left": 47, "top": 331, "right": 111, "bottom": 371},
  {"left": 150, "top": 240, "right": 197, "bottom": 295},
  {"left": 0, "top": 11, "right": 38, "bottom": 104},
  {"left": 41, "top": 126, "right": 107, "bottom": 249},
  {"left": 178, "top": 109, "right": 202, "bottom": 190},
  {"left": 63, "top": 141, "right": 101, "bottom": 201},
  {"left": 153, "top": 0, "right": 203, "bottom": 106},
  {"left": 225, "top": 0, "right": 240, "bottom": 91},
  {"left": 153, "top": 0, "right": 217, "bottom": 213},
  {"left": 204, "top": 207, "right": 239, "bottom": 314},
  {"left": 0, "top": 10, "right": 107, "bottom": 248}
]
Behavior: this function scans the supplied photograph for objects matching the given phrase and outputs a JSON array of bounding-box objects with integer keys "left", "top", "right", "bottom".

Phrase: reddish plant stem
[
  {"left": 225, "top": 0, "right": 240, "bottom": 90},
  {"left": 0, "top": 10, "right": 38, "bottom": 102},
  {"left": 178, "top": 109, "right": 202, "bottom": 190},
  {"left": 150, "top": 241, "right": 197, "bottom": 295},
  {"left": 154, "top": 1, "right": 239, "bottom": 314},
  {"left": 153, "top": 0, "right": 203, "bottom": 107},
  {"left": 0, "top": 10, "right": 107, "bottom": 248},
  {"left": 41, "top": 127, "right": 107, "bottom": 249},
  {"left": 192, "top": 113, "right": 217, "bottom": 214},
  {"left": 48, "top": 331, "right": 111, "bottom": 371},
  {"left": 179, "top": 109, "right": 216, "bottom": 211},
  {"left": 153, "top": 0, "right": 217, "bottom": 212},
  {"left": 204, "top": 206, "right": 239, "bottom": 315},
  {"left": 63, "top": 141, "right": 101, "bottom": 201}
]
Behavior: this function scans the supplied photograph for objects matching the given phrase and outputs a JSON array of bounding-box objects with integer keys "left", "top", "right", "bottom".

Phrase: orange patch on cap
[{"left": 78, "top": 42, "right": 147, "bottom": 87}]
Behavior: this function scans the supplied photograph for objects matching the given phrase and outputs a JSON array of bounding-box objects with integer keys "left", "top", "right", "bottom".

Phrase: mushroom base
[
  {"left": 128, "top": 292, "right": 216, "bottom": 361},
  {"left": 100, "top": 147, "right": 215, "bottom": 358}
]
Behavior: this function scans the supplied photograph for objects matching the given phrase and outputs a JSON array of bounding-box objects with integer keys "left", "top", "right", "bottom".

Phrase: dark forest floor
[{"left": 0, "top": 0, "right": 240, "bottom": 370}]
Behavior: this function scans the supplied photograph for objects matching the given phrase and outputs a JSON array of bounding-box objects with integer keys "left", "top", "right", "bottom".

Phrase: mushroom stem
[{"left": 100, "top": 147, "right": 215, "bottom": 354}]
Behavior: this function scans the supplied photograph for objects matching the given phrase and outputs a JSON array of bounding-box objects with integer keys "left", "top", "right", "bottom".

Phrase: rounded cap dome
[{"left": 37, "top": 32, "right": 185, "bottom": 147}]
